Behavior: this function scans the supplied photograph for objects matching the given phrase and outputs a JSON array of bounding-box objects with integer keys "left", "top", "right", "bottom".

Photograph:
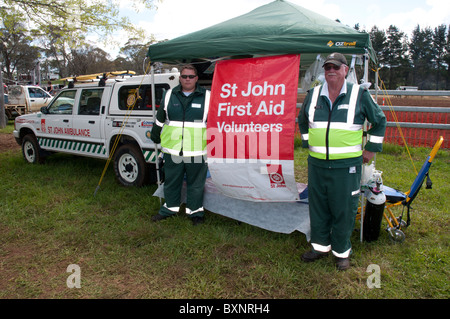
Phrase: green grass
[{"left": 0, "top": 123, "right": 448, "bottom": 299}]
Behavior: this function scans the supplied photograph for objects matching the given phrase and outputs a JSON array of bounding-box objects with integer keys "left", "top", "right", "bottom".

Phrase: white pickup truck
[
  {"left": 6, "top": 85, "right": 53, "bottom": 119},
  {"left": 13, "top": 72, "right": 179, "bottom": 187}
]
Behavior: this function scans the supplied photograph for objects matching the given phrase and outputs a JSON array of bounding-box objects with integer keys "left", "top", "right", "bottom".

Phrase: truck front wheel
[
  {"left": 113, "top": 144, "right": 148, "bottom": 187},
  {"left": 22, "top": 134, "right": 44, "bottom": 164}
]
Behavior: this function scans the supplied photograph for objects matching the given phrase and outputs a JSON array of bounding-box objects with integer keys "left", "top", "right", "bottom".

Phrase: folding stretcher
[{"left": 359, "top": 136, "right": 444, "bottom": 243}]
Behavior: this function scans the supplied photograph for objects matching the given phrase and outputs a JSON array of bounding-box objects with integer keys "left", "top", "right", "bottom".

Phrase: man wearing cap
[{"left": 298, "top": 52, "right": 386, "bottom": 270}]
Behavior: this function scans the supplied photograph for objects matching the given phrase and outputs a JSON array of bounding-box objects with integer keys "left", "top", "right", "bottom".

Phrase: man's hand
[{"left": 362, "top": 150, "right": 375, "bottom": 163}]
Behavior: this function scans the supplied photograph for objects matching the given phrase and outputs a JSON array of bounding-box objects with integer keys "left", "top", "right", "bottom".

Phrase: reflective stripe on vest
[
  {"left": 160, "top": 89, "right": 210, "bottom": 156},
  {"left": 308, "top": 84, "right": 363, "bottom": 160}
]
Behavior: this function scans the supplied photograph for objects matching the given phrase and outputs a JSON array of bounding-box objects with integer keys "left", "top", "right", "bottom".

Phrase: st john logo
[{"left": 267, "top": 164, "right": 286, "bottom": 188}]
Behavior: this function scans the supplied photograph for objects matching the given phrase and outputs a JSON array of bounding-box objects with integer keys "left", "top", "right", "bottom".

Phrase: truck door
[
  {"left": 39, "top": 89, "right": 76, "bottom": 151},
  {"left": 27, "top": 87, "right": 53, "bottom": 112},
  {"left": 71, "top": 88, "right": 106, "bottom": 158}
]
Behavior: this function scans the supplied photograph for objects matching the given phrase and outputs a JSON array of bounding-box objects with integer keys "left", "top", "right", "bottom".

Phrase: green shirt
[
  {"left": 298, "top": 82, "right": 387, "bottom": 168},
  {"left": 151, "top": 84, "right": 209, "bottom": 156}
]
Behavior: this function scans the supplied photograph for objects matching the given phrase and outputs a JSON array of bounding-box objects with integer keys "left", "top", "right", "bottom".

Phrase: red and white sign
[{"left": 207, "top": 54, "right": 301, "bottom": 201}]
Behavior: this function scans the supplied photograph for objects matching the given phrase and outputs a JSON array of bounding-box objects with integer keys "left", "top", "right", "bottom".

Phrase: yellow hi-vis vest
[
  {"left": 307, "top": 84, "right": 363, "bottom": 160},
  {"left": 160, "top": 89, "right": 210, "bottom": 157}
]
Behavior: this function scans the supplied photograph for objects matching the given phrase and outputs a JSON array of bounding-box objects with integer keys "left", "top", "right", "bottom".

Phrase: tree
[
  {"left": 409, "top": 25, "right": 435, "bottom": 89},
  {"left": 383, "top": 25, "right": 408, "bottom": 89},
  {"left": 0, "top": 13, "right": 40, "bottom": 83},
  {"left": 368, "top": 26, "right": 387, "bottom": 85},
  {"left": 433, "top": 24, "right": 448, "bottom": 89},
  {"left": 369, "top": 26, "right": 387, "bottom": 65},
  {"left": 39, "top": 25, "right": 72, "bottom": 78},
  {"left": 445, "top": 25, "right": 450, "bottom": 89},
  {"left": 117, "top": 38, "right": 155, "bottom": 74},
  {"left": 67, "top": 46, "right": 115, "bottom": 76},
  {"left": 1, "top": 0, "right": 160, "bottom": 44},
  {"left": 356, "top": 22, "right": 450, "bottom": 89},
  {"left": 1, "top": 0, "right": 160, "bottom": 79}
]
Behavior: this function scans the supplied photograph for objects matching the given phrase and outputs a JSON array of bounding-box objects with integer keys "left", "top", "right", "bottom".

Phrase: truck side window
[
  {"left": 78, "top": 88, "right": 104, "bottom": 115},
  {"left": 48, "top": 90, "right": 77, "bottom": 115},
  {"left": 28, "top": 87, "right": 50, "bottom": 98},
  {"left": 118, "top": 84, "right": 169, "bottom": 111},
  {"left": 28, "top": 88, "right": 38, "bottom": 98}
]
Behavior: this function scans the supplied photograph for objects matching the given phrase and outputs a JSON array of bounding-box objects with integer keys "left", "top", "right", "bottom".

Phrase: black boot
[
  {"left": 191, "top": 216, "right": 204, "bottom": 226},
  {"left": 301, "top": 250, "right": 328, "bottom": 262},
  {"left": 151, "top": 214, "right": 173, "bottom": 222},
  {"left": 335, "top": 257, "right": 350, "bottom": 271}
]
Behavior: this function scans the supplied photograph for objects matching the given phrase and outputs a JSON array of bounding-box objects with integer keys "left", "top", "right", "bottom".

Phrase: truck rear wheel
[
  {"left": 22, "top": 134, "right": 44, "bottom": 164},
  {"left": 113, "top": 144, "right": 148, "bottom": 187}
]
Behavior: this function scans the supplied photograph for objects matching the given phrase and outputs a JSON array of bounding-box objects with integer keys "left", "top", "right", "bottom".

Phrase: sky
[{"left": 100, "top": 0, "right": 450, "bottom": 58}]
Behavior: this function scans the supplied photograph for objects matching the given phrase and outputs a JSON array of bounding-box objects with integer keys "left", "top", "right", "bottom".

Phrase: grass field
[{"left": 0, "top": 123, "right": 448, "bottom": 301}]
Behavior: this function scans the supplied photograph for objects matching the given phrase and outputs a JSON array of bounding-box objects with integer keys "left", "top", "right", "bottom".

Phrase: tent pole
[
  {"left": 150, "top": 64, "right": 162, "bottom": 204},
  {"left": 375, "top": 68, "right": 379, "bottom": 101},
  {"left": 360, "top": 51, "right": 370, "bottom": 243},
  {"left": 363, "top": 51, "right": 369, "bottom": 84}
]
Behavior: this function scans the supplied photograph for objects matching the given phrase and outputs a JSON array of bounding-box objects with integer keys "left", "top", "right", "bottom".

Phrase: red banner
[
  {"left": 207, "top": 54, "right": 301, "bottom": 202},
  {"left": 207, "top": 54, "right": 300, "bottom": 161}
]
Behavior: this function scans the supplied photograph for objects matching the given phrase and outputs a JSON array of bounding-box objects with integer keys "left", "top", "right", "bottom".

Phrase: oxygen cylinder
[{"left": 363, "top": 187, "right": 386, "bottom": 242}]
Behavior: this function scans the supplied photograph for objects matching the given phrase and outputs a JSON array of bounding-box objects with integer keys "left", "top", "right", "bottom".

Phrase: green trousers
[
  {"left": 159, "top": 154, "right": 208, "bottom": 218},
  {"left": 307, "top": 163, "right": 361, "bottom": 257}
]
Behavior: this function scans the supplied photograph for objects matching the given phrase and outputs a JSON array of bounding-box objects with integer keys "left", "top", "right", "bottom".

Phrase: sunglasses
[
  {"left": 324, "top": 64, "right": 341, "bottom": 71},
  {"left": 180, "top": 74, "right": 197, "bottom": 79}
]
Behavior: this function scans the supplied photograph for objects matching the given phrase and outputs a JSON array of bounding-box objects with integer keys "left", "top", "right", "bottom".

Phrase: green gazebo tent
[
  {"left": 145, "top": 0, "right": 380, "bottom": 238},
  {"left": 147, "top": 0, "right": 377, "bottom": 67}
]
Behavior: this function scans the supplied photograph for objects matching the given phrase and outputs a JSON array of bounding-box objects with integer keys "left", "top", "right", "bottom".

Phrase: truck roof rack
[
  {"left": 61, "top": 71, "right": 138, "bottom": 87},
  {"left": 60, "top": 70, "right": 136, "bottom": 82}
]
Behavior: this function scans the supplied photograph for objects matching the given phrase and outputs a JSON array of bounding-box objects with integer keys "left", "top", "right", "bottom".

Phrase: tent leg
[
  {"left": 150, "top": 65, "right": 162, "bottom": 204},
  {"left": 360, "top": 194, "right": 365, "bottom": 242},
  {"left": 363, "top": 51, "right": 369, "bottom": 84},
  {"left": 375, "top": 68, "right": 379, "bottom": 100}
]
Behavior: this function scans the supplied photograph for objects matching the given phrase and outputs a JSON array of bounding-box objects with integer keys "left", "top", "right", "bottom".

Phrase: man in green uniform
[
  {"left": 298, "top": 53, "right": 386, "bottom": 270},
  {"left": 151, "top": 65, "right": 210, "bottom": 225}
]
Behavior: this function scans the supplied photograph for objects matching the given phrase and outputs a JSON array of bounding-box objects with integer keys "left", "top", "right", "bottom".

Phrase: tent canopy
[{"left": 147, "top": 0, "right": 377, "bottom": 66}]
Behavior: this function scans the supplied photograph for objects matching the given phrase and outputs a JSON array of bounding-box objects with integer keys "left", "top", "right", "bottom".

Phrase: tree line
[
  {"left": 364, "top": 24, "right": 450, "bottom": 90},
  {"left": 0, "top": 22, "right": 152, "bottom": 83}
]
